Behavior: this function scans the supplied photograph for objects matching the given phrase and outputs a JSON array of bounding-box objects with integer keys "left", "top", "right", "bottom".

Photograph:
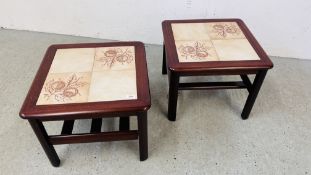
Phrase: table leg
[
  {"left": 162, "top": 44, "right": 167, "bottom": 75},
  {"left": 137, "top": 112, "right": 148, "bottom": 161},
  {"left": 119, "top": 116, "right": 130, "bottom": 131},
  {"left": 168, "top": 71, "right": 180, "bottom": 121},
  {"left": 241, "top": 70, "right": 267, "bottom": 119},
  {"left": 28, "top": 119, "right": 60, "bottom": 167}
]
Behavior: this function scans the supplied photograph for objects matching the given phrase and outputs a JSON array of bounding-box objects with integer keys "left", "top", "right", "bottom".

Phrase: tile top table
[
  {"left": 20, "top": 42, "right": 150, "bottom": 166},
  {"left": 162, "top": 18, "right": 273, "bottom": 74},
  {"left": 20, "top": 42, "right": 150, "bottom": 119},
  {"left": 162, "top": 19, "right": 273, "bottom": 121}
]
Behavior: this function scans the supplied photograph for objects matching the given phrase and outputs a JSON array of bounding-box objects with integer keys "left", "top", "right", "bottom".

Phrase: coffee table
[
  {"left": 19, "top": 42, "right": 151, "bottom": 166},
  {"left": 162, "top": 19, "right": 273, "bottom": 121}
]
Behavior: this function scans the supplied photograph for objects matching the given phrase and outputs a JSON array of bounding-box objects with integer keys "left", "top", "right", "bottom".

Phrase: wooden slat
[
  {"left": 90, "top": 118, "right": 102, "bottom": 133},
  {"left": 61, "top": 120, "right": 75, "bottom": 135},
  {"left": 119, "top": 117, "right": 130, "bottom": 131},
  {"left": 240, "top": 75, "right": 252, "bottom": 92},
  {"left": 178, "top": 81, "right": 247, "bottom": 90},
  {"left": 49, "top": 130, "right": 138, "bottom": 145}
]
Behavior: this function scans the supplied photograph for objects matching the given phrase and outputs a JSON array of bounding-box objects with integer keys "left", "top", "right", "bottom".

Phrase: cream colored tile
[
  {"left": 93, "top": 46, "right": 135, "bottom": 71},
  {"left": 37, "top": 72, "right": 91, "bottom": 105},
  {"left": 175, "top": 40, "right": 219, "bottom": 62},
  {"left": 88, "top": 70, "right": 137, "bottom": 102},
  {"left": 206, "top": 22, "right": 245, "bottom": 39},
  {"left": 212, "top": 39, "right": 260, "bottom": 61},
  {"left": 49, "top": 48, "right": 95, "bottom": 73},
  {"left": 172, "top": 23, "right": 210, "bottom": 41}
]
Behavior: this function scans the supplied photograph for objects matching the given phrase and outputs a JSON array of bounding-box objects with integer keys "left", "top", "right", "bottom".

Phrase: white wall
[{"left": 1, "top": 0, "right": 310, "bottom": 59}]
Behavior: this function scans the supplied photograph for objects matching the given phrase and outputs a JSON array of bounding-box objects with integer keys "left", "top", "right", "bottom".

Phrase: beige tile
[
  {"left": 49, "top": 48, "right": 95, "bottom": 73},
  {"left": 172, "top": 23, "right": 210, "bottom": 41},
  {"left": 206, "top": 22, "right": 245, "bottom": 39},
  {"left": 93, "top": 46, "right": 135, "bottom": 71},
  {"left": 212, "top": 39, "right": 260, "bottom": 61},
  {"left": 37, "top": 72, "right": 91, "bottom": 105},
  {"left": 88, "top": 70, "right": 137, "bottom": 102},
  {"left": 175, "top": 40, "right": 219, "bottom": 62}
]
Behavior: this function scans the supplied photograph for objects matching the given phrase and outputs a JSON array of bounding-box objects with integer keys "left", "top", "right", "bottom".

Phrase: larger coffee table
[
  {"left": 162, "top": 19, "right": 273, "bottom": 121},
  {"left": 20, "top": 42, "right": 151, "bottom": 166}
]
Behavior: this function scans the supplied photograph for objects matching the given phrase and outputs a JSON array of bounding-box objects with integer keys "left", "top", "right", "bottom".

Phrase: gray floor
[{"left": 0, "top": 29, "right": 310, "bottom": 175}]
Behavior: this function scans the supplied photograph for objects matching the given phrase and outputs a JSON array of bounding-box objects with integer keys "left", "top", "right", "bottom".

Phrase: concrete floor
[{"left": 0, "top": 28, "right": 310, "bottom": 175}]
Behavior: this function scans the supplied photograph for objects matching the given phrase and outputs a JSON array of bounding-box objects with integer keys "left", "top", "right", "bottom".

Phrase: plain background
[{"left": 0, "top": 0, "right": 310, "bottom": 59}]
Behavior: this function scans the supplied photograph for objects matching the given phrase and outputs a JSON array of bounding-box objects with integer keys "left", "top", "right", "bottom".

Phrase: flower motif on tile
[
  {"left": 43, "top": 74, "right": 87, "bottom": 102},
  {"left": 95, "top": 47, "right": 134, "bottom": 68},
  {"left": 178, "top": 41, "right": 212, "bottom": 60},
  {"left": 211, "top": 23, "right": 242, "bottom": 38}
]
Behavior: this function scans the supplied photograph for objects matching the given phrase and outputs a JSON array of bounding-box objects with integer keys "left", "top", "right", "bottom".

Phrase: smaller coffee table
[
  {"left": 20, "top": 42, "right": 150, "bottom": 166},
  {"left": 162, "top": 19, "right": 273, "bottom": 121}
]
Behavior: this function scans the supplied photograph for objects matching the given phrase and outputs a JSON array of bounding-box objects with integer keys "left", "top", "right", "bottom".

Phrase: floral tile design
[
  {"left": 37, "top": 72, "right": 91, "bottom": 105},
  {"left": 175, "top": 40, "right": 219, "bottom": 62},
  {"left": 36, "top": 46, "right": 138, "bottom": 105},
  {"left": 93, "top": 46, "right": 135, "bottom": 71},
  {"left": 88, "top": 70, "right": 137, "bottom": 102},
  {"left": 172, "top": 23, "right": 210, "bottom": 41},
  {"left": 206, "top": 22, "right": 246, "bottom": 39},
  {"left": 171, "top": 21, "right": 259, "bottom": 62},
  {"left": 49, "top": 48, "right": 95, "bottom": 73},
  {"left": 212, "top": 39, "right": 260, "bottom": 61}
]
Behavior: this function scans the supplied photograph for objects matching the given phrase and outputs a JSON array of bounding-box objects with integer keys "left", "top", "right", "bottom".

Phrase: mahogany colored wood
[
  {"left": 168, "top": 72, "right": 180, "bottom": 121},
  {"left": 162, "top": 19, "right": 273, "bottom": 74},
  {"left": 20, "top": 42, "right": 151, "bottom": 120},
  {"left": 178, "top": 81, "right": 247, "bottom": 90},
  {"left": 241, "top": 70, "right": 267, "bottom": 119},
  {"left": 61, "top": 120, "right": 75, "bottom": 135},
  {"left": 49, "top": 131, "right": 138, "bottom": 145},
  {"left": 162, "top": 19, "right": 273, "bottom": 121},
  {"left": 162, "top": 44, "right": 167, "bottom": 75},
  {"left": 240, "top": 75, "right": 252, "bottom": 92},
  {"left": 119, "top": 116, "right": 130, "bottom": 131},
  {"left": 90, "top": 118, "right": 102, "bottom": 133},
  {"left": 29, "top": 119, "right": 60, "bottom": 167},
  {"left": 137, "top": 111, "right": 148, "bottom": 161},
  {"left": 19, "top": 42, "right": 151, "bottom": 167}
]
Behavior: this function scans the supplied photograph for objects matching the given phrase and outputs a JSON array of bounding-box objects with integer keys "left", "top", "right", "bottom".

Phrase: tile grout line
[{"left": 86, "top": 47, "right": 97, "bottom": 102}]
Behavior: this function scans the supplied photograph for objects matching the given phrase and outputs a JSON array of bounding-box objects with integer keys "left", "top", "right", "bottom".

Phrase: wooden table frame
[
  {"left": 20, "top": 42, "right": 151, "bottom": 167},
  {"left": 162, "top": 19, "right": 273, "bottom": 121}
]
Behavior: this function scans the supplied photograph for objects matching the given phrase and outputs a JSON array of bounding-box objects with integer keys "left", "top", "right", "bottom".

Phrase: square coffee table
[
  {"left": 20, "top": 42, "right": 151, "bottom": 166},
  {"left": 162, "top": 19, "right": 273, "bottom": 121}
]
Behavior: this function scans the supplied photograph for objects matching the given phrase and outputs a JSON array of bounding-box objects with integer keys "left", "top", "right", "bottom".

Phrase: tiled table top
[
  {"left": 172, "top": 22, "right": 260, "bottom": 62},
  {"left": 162, "top": 19, "right": 273, "bottom": 71},
  {"left": 20, "top": 42, "right": 150, "bottom": 119},
  {"left": 37, "top": 46, "right": 137, "bottom": 105}
]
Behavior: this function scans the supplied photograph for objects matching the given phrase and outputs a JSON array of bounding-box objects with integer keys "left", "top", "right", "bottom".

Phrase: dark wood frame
[
  {"left": 19, "top": 42, "right": 151, "bottom": 167},
  {"left": 162, "top": 19, "right": 273, "bottom": 121}
]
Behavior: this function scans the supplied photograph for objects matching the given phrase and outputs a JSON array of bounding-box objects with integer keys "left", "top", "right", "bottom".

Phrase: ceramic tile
[
  {"left": 36, "top": 45, "right": 139, "bottom": 105},
  {"left": 37, "top": 72, "right": 91, "bottom": 105},
  {"left": 49, "top": 48, "right": 95, "bottom": 73},
  {"left": 172, "top": 23, "right": 210, "bottom": 41},
  {"left": 93, "top": 46, "right": 135, "bottom": 71},
  {"left": 206, "top": 22, "right": 246, "bottom": 40},
  {"left": 175, "top": 40, "right": 219, "bottom": 62},
  {"left": 88, "top": 70, "right": 137, "bottom": 102},
  {"left": 212, "top": 39, "right": 260, "bottom": 61}
]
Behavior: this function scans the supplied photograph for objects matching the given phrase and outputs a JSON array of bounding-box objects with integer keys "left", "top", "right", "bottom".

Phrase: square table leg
[
  {"left": 241, "top": 70, "right": 268, "bottom": 119},
  {"left": 28, "top": 119, "right": 60, "bottom": 167},
  {"left": 137, "top": 112, "right": 148, "bottom": 161},
  {"left": 162, "top": 44, "right": 167, "bottom": 75},
  {"left": 168, "top": 71, "right": 180, "bottom": 121}
]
